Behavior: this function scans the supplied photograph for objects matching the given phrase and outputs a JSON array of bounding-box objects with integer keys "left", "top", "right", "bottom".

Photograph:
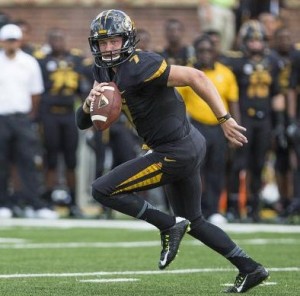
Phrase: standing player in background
[
  {"left": 76, "top": 10, "right": 269, "bottom": 293},
  {"left": 37, "top": 28, "right": 86, "bottom": 218},
  {"left": 271, "top": 27, "right": 294, "bottom": 216},
  {"left": 159, "top": 18, "right": 195, "bottom": 66},
  {"left": 224, "top": 20, "right": 284, "bottom": 222},
  {"left": 285, "top": 39, "right": 300, "bottom": 217}
]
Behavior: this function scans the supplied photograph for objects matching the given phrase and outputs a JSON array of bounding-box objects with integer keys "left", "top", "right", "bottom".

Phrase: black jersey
[
  {"left": 92, "top": 51, "right": 191, "bottom": 148},
  {"left": 38, "top": 51, "right": 85, "bottom": 108},
  {"left": 224, "top": 52, "right": 281, "bottom": 119}
]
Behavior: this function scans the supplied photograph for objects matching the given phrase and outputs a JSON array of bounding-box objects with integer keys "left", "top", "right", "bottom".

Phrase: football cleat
[
  {"left": 224, "top": 265, "right": 269, "bottom": 293},
  {"left": 158, "top": 217, "right": 190, "bottom": 270}
]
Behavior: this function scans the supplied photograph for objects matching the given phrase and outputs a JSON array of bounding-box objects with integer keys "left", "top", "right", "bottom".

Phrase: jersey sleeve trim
[{"left": 144, "top": 60, "right": 168, "bottom": 82}]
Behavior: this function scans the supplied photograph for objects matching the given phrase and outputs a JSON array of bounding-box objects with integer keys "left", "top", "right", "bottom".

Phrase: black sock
[
  {"left": 226, "top": 246, "right": 259, "bottom": 273},
  {"left": 188, "top": 216, "right": 259, "bottom": 274},
  {"left": 139, "top": 204, "right": 175, "bottom": 231},
  {"left": 92, "top": 189, "right": 175, "bottom": 230}
]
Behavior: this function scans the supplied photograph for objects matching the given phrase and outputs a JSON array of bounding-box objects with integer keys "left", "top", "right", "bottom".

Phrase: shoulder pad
[
  {"left": 223, "top": 50, "right": 243, "bottom": 58},
  {"left": 33, "top": 49, "right": 46, "bottom": 59},
  {"left": 83, "top": 57, "right": 93, "bottom": 66},
  {"left": 70, "top": 48, "right": 83, "bottom": 56}
]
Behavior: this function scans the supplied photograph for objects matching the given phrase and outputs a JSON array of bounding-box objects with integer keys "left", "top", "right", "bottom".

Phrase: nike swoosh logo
[
  {"left": 236, "top": 275, "right": 248, "bottom": 292},
  {"left": 164, "top": 157, "right": 176, "bottom": 162},
  {"left": 160, "top": 250, "right": 170, "bottom": 266}
]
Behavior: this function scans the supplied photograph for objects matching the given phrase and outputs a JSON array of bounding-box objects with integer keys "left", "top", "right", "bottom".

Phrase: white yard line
[
  {"left": 78, "top": 278, "right": 140, "bottom": 283},
  {"left": 1, "top": 218, "right": 300, "bottom": 233},
  {"left": 0, "top": 238, "right": 299, "bottom": 249},
  {"left": 0, "top": 267, "right": 298, "bottom": 279}
]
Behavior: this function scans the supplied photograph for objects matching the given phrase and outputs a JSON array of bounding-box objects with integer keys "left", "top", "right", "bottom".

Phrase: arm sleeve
[{"left": 76, "top": 106, "right": 93, "bottom": 130}]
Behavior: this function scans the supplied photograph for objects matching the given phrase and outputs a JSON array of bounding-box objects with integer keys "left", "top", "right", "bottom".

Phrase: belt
[
  {"left": 247, "top": 108, "right": 266, "bottom": 119},
  {"left": 49, "top": 106, "right": 74, "bottom": 114}
]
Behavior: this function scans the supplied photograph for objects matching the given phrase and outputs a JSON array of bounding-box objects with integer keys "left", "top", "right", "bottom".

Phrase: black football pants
[{"left": 92, "top": 126, "right": 206, "bottom": 221}]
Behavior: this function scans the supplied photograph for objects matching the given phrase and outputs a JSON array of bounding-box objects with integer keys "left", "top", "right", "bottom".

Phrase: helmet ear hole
[{"left": 88, "top": 9, "right": 137, "bottom": 68}]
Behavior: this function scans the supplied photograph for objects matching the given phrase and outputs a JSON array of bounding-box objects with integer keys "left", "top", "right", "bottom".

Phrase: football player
[
  {"left": 271, "top": 27, "right": 294, "bottom": 215},
  {"left": 285, "top": 38, "right": 300, "bottom": 217},
  {"left": 158, "top": 18, "right": 195, "bottom": 66},
  {"left": 38, "top": 28, "right": 87, "bottom": 217},
  {"left": 76, "top": 10, "right": 269, "bottom": 293},
  {"left": 224, "top": 20, "right": 283, "bottom": 222}
]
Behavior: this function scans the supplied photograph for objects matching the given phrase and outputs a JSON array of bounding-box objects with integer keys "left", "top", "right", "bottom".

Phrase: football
[{"left": 90, "top": 81, "right": 122, "bottom": 131}]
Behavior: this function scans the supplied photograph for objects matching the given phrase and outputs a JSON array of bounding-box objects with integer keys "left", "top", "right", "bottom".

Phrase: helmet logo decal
[{"left": 122, "top": 16, "right": 132, "bottom": 31}]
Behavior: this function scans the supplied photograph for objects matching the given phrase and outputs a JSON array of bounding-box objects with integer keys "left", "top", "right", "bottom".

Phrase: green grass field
[{"left": 0, "top": 219, "right": 299, "bottom": 295}]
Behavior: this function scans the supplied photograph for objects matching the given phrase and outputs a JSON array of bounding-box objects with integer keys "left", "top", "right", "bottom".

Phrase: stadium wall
[{"left": 1, "top": 4, "right": 299, "bottom": 56}]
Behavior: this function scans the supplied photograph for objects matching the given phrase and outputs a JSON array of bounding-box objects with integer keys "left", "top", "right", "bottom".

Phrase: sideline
[{"left": 1, "top": 218, "right": 300, "bottom": 233}]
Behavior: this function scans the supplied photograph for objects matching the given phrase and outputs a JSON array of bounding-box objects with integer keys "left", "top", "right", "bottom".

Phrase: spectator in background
[
  {"left": 37, "top": 28, "right": 86, "bottom": 218},
  {"left": 0, "top": 24, "right": 58, "bottom": 219},
  {"left": 197, "top": 0, "right": 236, "bottom": 52},
  {"left": 177, "top": 34, "right": 240, "bottom": 224},
  {"left": 159, "top": 18, "right": 195, "bottom": 66}
]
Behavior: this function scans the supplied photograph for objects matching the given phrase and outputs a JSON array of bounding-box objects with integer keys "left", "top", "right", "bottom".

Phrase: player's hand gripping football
[
  {"left": 220, "top": 118, "right": 248, "bottom": 147},
  {"left": 83, "top": 82, "right": 109, "bottom": 113}
]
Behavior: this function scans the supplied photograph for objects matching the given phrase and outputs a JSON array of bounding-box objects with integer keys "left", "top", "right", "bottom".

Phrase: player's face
[
  {"left": 98, "top": 36, "right": 123, "bottom": 62},
  {"left": 246, "top": 38, "right": 265, "bottom": 55},
  {"left": 165, "top": 22, "right": 183, "bottom": 45},
  {"left": 195, "top": 40, "right": 214, "bottom": 69}
]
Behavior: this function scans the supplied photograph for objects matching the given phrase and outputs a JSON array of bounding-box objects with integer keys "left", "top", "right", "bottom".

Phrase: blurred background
[{"left": 1, "top": 0, "right": 300, "bottom": 222}]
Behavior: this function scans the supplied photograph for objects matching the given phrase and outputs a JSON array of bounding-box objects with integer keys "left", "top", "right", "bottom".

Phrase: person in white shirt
[{"left": 0, "top": 24, "right": 58, "bottom": 219}]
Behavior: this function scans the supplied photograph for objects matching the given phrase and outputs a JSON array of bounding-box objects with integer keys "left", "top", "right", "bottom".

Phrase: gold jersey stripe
[
  {"left": 117, "top": 162, "right": 162, "bottom": 187},
  {"left": 113, "top": 173, "right": 163, "bottom": 194},
  {"left": 144, "top": 60, "right": 167, "bottom": 82}
]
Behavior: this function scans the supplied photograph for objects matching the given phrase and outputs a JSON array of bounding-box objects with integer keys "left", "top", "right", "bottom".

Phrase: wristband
[{"left": 217, "top": 113, "right": 231, "bottom": 124}]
